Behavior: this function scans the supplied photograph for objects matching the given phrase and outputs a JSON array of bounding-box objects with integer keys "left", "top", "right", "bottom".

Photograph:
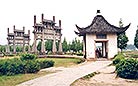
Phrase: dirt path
[{"left": 72, "top": 66, "right": 138, "bottom": 86}]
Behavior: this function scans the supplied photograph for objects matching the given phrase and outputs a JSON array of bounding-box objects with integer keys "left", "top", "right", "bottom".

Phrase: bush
[
  {"left": 20, "top": 53, "right": 37, "bottom": 61},
  {"left": 113, "top": 54, "right": 125, "bottom": 65},
  {"left": 0, "top": 58, "right": 25, "bottom": 76},
  {"left": 39, "top": 60, "right": 54, "bottom": 69},
  {"left": 0, "top": 54, "right": 55, "bottom": 76},
  {"left": 116, "top": 58, "right": 138, "bottom": 79},
  {"left": 24, "top": 60, "right": 40, "bottom": 73}
]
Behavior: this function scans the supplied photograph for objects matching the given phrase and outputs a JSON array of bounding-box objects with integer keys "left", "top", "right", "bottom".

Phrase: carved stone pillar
[
  {"left": 23, "top": 27, "right": 25, "bottom": 52},
  {"left": 41, "top": 28, "right": 45, "bottom": 54},
  {"left": 52, "top": 30, "right": 57, "bottom": 54},
  {"left": 33, "top": 33, "right": 37, "bottom": 53},
  {"left": 6, "top": 44, "right": 10, "bottom": 53},
  {"left": 7, "top": 27, "right": 10, "bottom": 53},
  {"left": 28, "top": 44, "right": 30, "bottom": 53},
  {"left": 58, "top": 37, "right": 62, "bottom": 53},
  {"left": 13, "top": 25, "right": 16, "bottom": 53},
  {"left": 28, "top": 30, "right": 30, "bottom": 53},
  {"left": 23, "top": 39, "right": 25, "bottom": 53}
]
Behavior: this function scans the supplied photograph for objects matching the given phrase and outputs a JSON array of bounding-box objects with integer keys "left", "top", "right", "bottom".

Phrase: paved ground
[
  {"left": 72, "top": 66, "right": 138, "bottom": 86},
  {"left": 18, "top": 61, "right": 112, "bottom": 86}
]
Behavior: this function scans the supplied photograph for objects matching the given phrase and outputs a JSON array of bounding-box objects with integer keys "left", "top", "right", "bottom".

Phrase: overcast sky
[{"left": 0, "top": 0, "right": 138, "bottom": 45}]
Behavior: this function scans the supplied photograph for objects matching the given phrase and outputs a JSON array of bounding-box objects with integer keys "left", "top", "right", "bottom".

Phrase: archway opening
[{"left": 95, "top": 41, "right": 108, "bottom": 58}]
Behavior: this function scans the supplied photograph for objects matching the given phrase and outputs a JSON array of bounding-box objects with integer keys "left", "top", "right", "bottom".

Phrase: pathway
[{"left": 18, "top": 61, "right": 112, "bottom": 86}]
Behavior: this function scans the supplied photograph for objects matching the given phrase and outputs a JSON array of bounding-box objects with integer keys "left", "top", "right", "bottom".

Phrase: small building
[
  {"left": 7, "top": 26, "right": 30, "bottom": 53},
  {"left": 75, "top": 10, "right": 130, "bottom": 59}
]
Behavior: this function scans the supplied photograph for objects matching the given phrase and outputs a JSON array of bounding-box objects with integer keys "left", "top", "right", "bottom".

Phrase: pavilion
[{"left": 75, "top": 10, "right": 130, "bottom": 60}]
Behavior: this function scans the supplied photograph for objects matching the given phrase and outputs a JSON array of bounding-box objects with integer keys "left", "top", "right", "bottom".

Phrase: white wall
[
  {"left": 85, "top": 33, "right": 118, "bottom": 59},
  {"left": 107, "top": 33, "right": 118, "bottom": 58},
  {"left": 86, "top": 34, "right": 96, "bottom": 59}
]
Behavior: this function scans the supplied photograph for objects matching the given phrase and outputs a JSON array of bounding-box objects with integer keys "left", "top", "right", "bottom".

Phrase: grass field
[
  {"left": 0, "top": 57, "right": 85, "bottom": 86},
  {"left": 0, "top": 71, "right": 53, "bottom": 86},
  {"left": 38, "top": 58, "right": 85, "bottom": 67}
]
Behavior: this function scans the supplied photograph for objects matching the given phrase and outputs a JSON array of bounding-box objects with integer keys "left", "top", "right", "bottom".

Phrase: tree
[
  {"left": 70, "top": 39, "right": 76, "bottom": 52},
  {"left": 16, "top": 46, "right": 22, "bottom": 52},
  {"left": 62, "top": 37, "right": 68, "bottom": 52},
  {"left": 0, "top": 45, "right": 6, "bottom": 52},
  {"left": 117, "top": 18, "right": 129, "bottom": 52},
  {"left": 37, "top": 41, "right": 42, "bottom": 52},
  {"left": 134, "top": 26, "right": 138, "bottom": 49},
  {"left": 70, "top": 38, "right": 83, "bottom": 52},
  {"left": 45, "top": 40, "right": 52, "bottom": 52}
]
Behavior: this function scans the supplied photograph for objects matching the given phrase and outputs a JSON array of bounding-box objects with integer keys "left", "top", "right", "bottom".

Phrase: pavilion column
[
  {"left": 83, "top": 35, "right": 86, "bottom": 59},
  {"left": 103, "top": 42, "right": 106, "bottom": 57},
  {"left": 52, "top": 30, "right": 57, "bottom": 54},
  {"left": 41, "top": 28, "right": 45, "bottom": 54}
]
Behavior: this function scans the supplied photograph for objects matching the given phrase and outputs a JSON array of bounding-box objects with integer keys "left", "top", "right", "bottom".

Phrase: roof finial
[{"left": 96, "top": 10, "right": 101, "bottom": 15}]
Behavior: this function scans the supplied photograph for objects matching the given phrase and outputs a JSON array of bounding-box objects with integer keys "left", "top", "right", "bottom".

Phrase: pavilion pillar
[
  {"left": 83, "top": 35, "right": 86, "bottom": 59},
  {"left": 103, "top": 42, "right": 106, "bottom": 57}
]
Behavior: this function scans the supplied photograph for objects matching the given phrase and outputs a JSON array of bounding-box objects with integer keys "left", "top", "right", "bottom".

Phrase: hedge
[
  {"left": 0, "top": 54, "right": 54, "bottom": 76},
  {"left": 38, "top": 60, "right": 54, "bottom": 69},
  {"left": 20, "top": 53, "right": 37, "bottom": 61}
]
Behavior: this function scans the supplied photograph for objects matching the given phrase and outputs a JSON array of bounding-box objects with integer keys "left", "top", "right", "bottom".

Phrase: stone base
[{"left": 86, "top": 57, "right": 97, "bottom": 61}]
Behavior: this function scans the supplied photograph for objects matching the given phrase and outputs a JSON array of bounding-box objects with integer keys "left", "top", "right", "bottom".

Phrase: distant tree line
[{"left": 37, "top": 37, "right": 83, "bottom": 53}]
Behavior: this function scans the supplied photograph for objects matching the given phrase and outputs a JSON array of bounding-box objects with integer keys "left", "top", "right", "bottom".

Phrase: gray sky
[{"left": 0, "top": 0, "right": 137, "bottom": 45}]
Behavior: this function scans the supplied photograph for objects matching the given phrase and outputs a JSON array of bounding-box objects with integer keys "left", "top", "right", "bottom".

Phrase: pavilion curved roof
[{"left": 75, "top": 15, "right": 130, "bottom": 36}]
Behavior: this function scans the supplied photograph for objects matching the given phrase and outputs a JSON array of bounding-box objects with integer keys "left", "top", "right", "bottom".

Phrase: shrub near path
[{"left": 0, "top": 54, "right": 54, "bottom": 76}]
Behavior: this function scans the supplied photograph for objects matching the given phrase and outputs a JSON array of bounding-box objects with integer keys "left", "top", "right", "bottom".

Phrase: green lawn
[
  {"left": 0, "top": 71, "right": 53, "bottom": 86},
  {"left": 0, "top": 57, "right": 85, "bottom": 86}
]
